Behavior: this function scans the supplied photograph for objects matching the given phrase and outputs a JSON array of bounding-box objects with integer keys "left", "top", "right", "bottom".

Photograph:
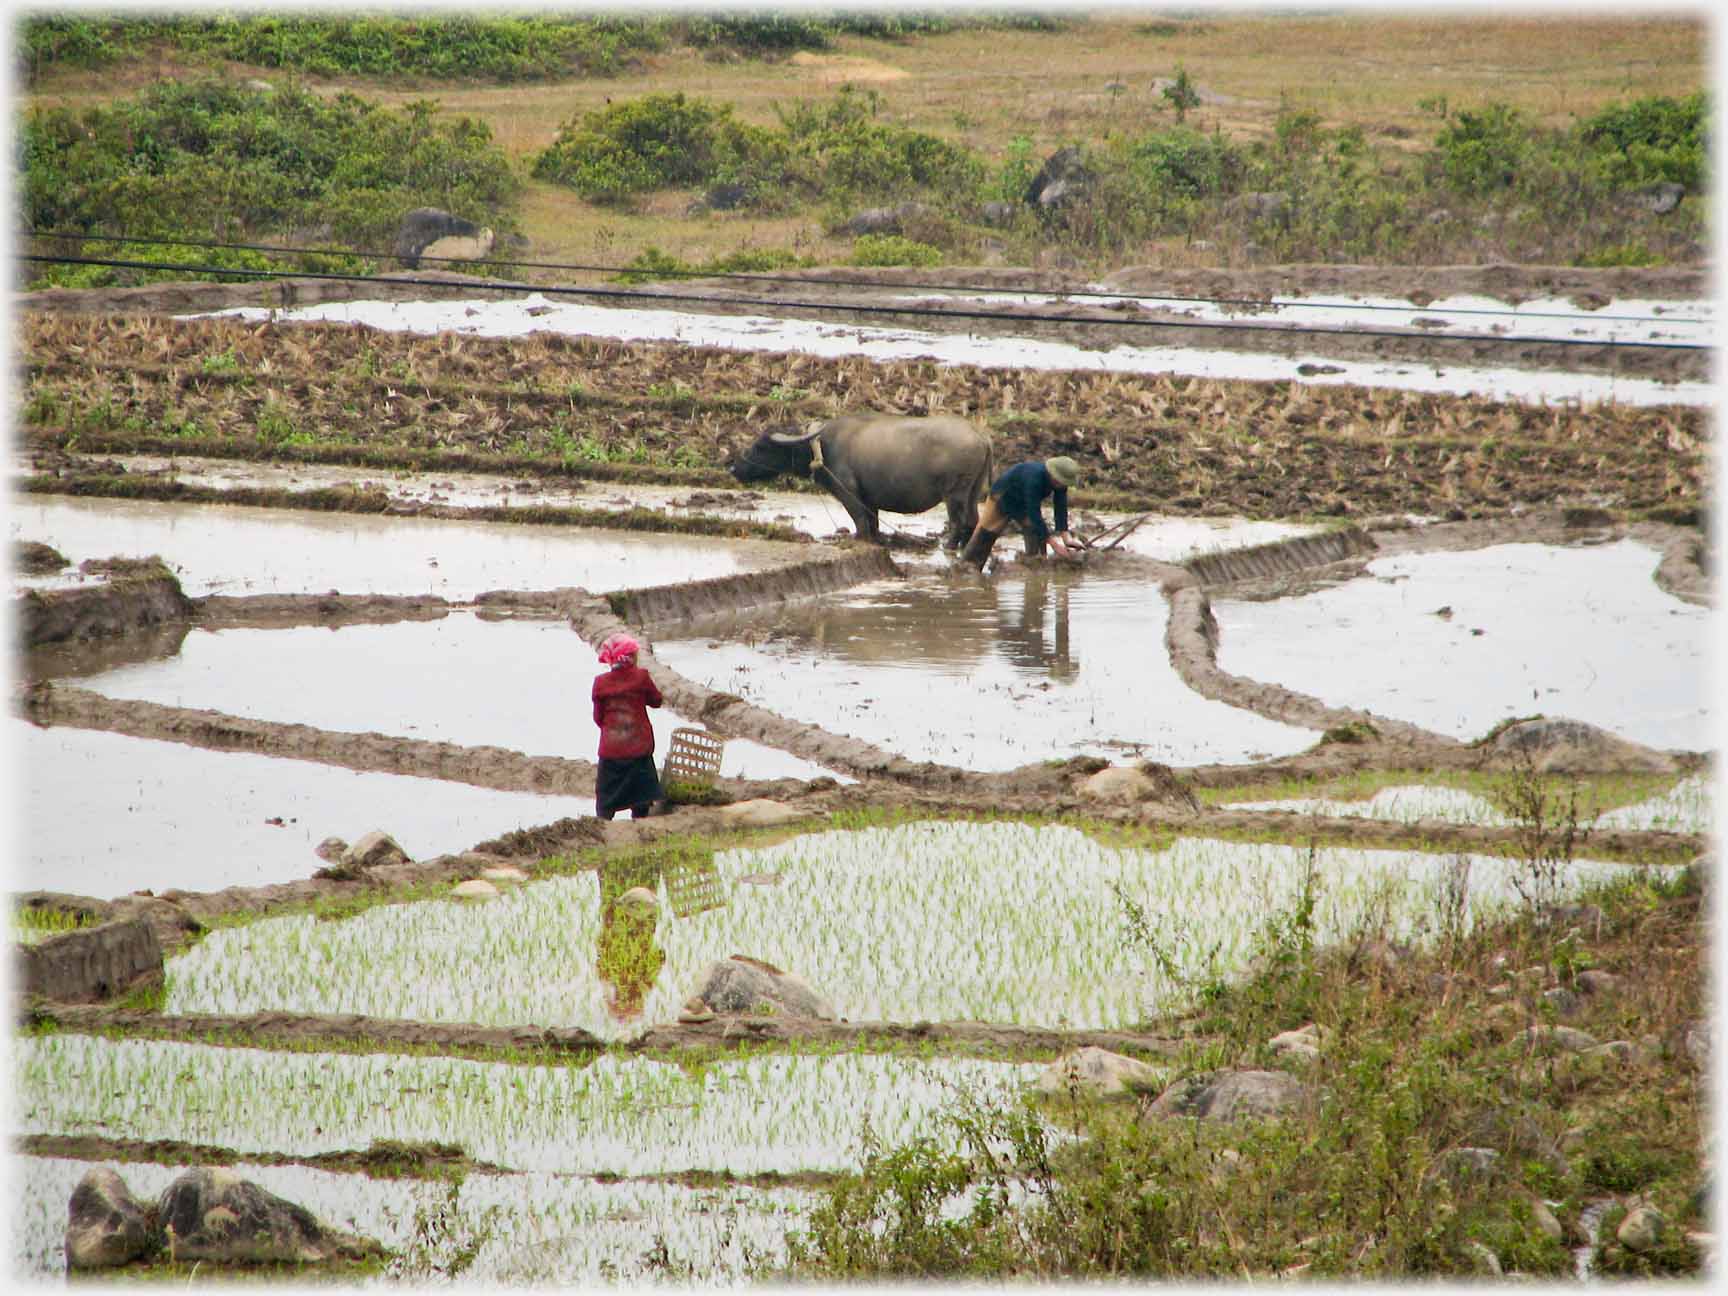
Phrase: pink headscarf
[{"left": 598, "top": 634, "right": 640, "bottom": 668}]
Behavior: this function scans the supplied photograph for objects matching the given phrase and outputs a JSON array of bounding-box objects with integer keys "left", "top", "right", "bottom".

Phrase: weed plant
[{"left": 781, "top": 863, "right": 1705, "bottom": 1280}]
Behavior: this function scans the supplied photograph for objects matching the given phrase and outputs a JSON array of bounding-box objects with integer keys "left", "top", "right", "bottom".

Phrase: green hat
[{"left": 1046, "top": 456, "right": 1080, "bottom": 487}]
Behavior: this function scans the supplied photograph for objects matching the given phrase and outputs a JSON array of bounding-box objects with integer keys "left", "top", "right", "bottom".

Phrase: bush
[
  {"left": 1576, "top": 92, "right": 1707, "bottom": 192},
  {"left": 850, "top": 234, "right": 942, "bottom": 268},
  {"left": 20, "top": 78, "right": 521, "bottom": 286},
  {"left": 532, "top": 92, "right": 764, "bottom": 204}
]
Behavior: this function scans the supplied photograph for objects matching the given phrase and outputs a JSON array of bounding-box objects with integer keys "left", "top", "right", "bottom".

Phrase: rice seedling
[
  {"left": 13, "top": 1038, "right": 1045, "bottom": 1178},
  {"left": 12, "top": 1152, "right": 816, "bottom": 1284},
  {"left": 162, "top": 823, "right": 1670, "bottom": 1034}
]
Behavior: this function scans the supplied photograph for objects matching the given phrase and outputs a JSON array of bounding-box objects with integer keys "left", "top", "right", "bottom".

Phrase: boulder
[
  {"left": 480, "top": 864, "right": 530, "bottom": 886},
  {"left": 346, "top": 831, "right": 408, "bottom": 871},
  {"left": 156, "top": 1167, "right": 382, "bottom": 1265},
  {"left": 1078, "top": 762, "right": 1200, "bottom": 811},
  {"left": 1034, "top": 1046, "right": 1169, "bottom": 1098},
  {"left": 1485, "top": 717, "right": 1676, "bottom": 774},
  {"left": 1025, "top": 146, "right": 1094, "bottom": 213},
  {"left": 691, "top": 955, "right": 835, "bottom": 1020},
  {"left": 1519, "top": 1024, "right": 1601, "bottom": 1053},
  {"left": 392, "top": 208, "right": 494, "bottom": 271},
  {"left": 1617, "top": 1204, "right": 1669, "bottom": 1252},
  {"left": 65, "top": 1167, "right": 153, "bottom": 1270},
  {"left": 450, "top": 879, "right": 499, "bottom": 902},
  {"left": 1622, "top": 181, "right": 1686, "bottom": 215},
  {"left": 1147, "top": 1069, "right": 1310, "bottom": 1122}
]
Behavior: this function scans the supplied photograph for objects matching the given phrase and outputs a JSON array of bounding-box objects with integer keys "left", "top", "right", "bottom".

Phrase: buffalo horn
[{"left": 768, "top": 421, "right": 825, "bottom": 445}]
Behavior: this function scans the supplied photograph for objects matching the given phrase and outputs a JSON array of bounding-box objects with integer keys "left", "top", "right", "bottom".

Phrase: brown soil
[
  {"left": 13, "top": 267, "right": 1714, "bottom": 1066},
  {"left": 18, "top": 263, "right": 1711, "bottom": 524}
]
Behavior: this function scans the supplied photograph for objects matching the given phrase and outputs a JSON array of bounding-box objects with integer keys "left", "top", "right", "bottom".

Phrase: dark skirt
[{"left": 596, "top": 754, "right": 663, "bottom": 818}]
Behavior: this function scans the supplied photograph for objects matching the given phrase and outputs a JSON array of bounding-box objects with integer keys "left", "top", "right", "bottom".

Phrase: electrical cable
[
  {"left": 23, "top": 226, "right": 1710, "bottom": 329},
  {"left": 20, "top": 251, "right": 1711, "bottom": 354}
]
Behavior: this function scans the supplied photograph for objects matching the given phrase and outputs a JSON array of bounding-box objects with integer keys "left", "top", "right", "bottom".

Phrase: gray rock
[
  {"left": 980, "top": 200, "right": 1017, "bottom": 226},
  {"left": 1487, "top": 717, "right": 1675, "bottom": 774},
  {"left": 1542, "top": 986, "right": 1585, "bottom": 1019},
  {"left": 1526, "top": 1195, "right": 1565, "bottom": 1241},
  {"left": 1617, "top": 1204, "right": 1668, "bottom": 1252},
  {"left": 1025, "top": 146, "right": 1093, "bottom": 213},
  {"left": 1623, "top": 181, "right": 1686, "bottom": 215},
  {"left": 314, "top": 836, "right": 348, "bottom": 864},
  {"left": 157, "top": 1167, "right": 382, "bottom": 1265},
  {"left": 1035, "top": 1046, "right": 1169, "bottom": 1098},
  {"left": 1576, "top": 969, "right": 1622, "bottom": 996},
  {"left": 1148, "top": 1069, "right": 1309, "bottom": 1122},
  {"left": 1519, "top": 1024, "right": 1601, "bottom": 1053},
  {"left": 1225, "top": 191, "right": 1291, "bottom": 223},
  {"left": 1428, "top": 1147, "right": 1504, "bottom": 1183},
  {"left": 65, "top": 1167, "right": 153, "bottom": 1270},
  {"left": 1465, "top": 1240, "right": 1503, "bottom": 1275},
  {"left": 346, "top": 830, "right": 409, "bottom": 871},
  {"left": 693, "top": 955, "right": 835, "bottom": 1020}
]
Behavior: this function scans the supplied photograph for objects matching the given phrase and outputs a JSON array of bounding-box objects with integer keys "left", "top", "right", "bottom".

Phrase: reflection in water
[
  {"left": 594, "top": 852, "right": 726, "bottom": 1021},
  {"left": 23, "top": 621, "right": 191, "bottom": 685},
  {"left": 995, "top": 570, "right": 1078, "bottom": 682}
]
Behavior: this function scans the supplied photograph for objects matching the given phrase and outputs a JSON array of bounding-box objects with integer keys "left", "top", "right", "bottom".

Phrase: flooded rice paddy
[
  {"left": 208, "top": 292, "right": 1714, "bottom": 409},
  {"left": 16, "top": 1034, "right": 1043, "bottom": 1175},
  {"left": 1214, "top": 539, "right": 1712, "bottom": 750},
  {"left": 163, "top": 822, "right": 1665, "bottom": 1035},
  {"left": 15, "top": 719, "right": 593, "bottom": 897},
  {"left": 13, "top": 1154, "right": 813, "bottom": 1285},
  {"left": 10, "top": 494, "right": 809, "bottom": 599},
  {"left": 655, "top": 568, "right": 1319, "bottom": 770},
  {"left": 1233, "top": 771, "right": 1714, "bottom": 836}
]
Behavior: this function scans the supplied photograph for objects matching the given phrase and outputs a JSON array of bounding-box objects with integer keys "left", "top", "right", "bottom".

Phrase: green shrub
[
  {"left": 21, "top": 78, "right": 521, "bottom": 280},
  {"left": 531, "top": 92, "right": 763, "bottom": 204},
  {"left": 1576, "top": 92, "right": 1707, "bottom": 192},
  {"left": 1430, "top": 102, "right": 1536, "bottom": 196},
  {"left": 850, "top": 234, "right": 942, "bottom": 268}
]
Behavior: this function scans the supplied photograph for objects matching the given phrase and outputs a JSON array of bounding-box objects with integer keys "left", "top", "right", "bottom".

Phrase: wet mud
[{"left": 12, "top": 266, "right": 1715, "bottom": 1071}]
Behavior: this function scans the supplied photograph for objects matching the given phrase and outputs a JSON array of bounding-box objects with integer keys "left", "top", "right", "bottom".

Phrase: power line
[
  {"left": 24, "top": 227, "right": 1711, "bottom": 330},
  {"left": 19, "top": 251, "right": 1712, "bottom": 355}
]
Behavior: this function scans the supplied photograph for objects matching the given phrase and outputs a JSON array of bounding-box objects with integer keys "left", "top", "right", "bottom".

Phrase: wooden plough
[{"left": 1070, "top": 512, "right": 1156, "bottom": 555}]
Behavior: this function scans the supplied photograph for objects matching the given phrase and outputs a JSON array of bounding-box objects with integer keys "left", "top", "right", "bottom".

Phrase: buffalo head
[{"left": 729, "top": 422, "right": 823, "bottom": 484}]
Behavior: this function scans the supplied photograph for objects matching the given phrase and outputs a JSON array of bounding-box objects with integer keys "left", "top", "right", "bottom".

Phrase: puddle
[
  {"left": 15, "top": 1035, "right": 1043, "bottom": 1175},
  {"left": 13, "top": 1153, "right": 814, "bottom": 1284},
  {"left": 897, "top": 289, "right": 1715, "bottom": 349},
  {"left": 1232, "top": 772, "right": 1715, "bottom": 835},
  {"left": 1212, "top": 540, "right": 1712, "bottom": 751},
  {"left": 162, "top": 822, "right": 1665, "bottom": 1034},
  {"left": 203, "top": 294, "right": 1714, "bottom": 409},
  {"left": 654, "top": 567, "right": 1320, "bottom": 770},
  {"left": 56, "top": 611, "right": 841, "bottom": 786},
  {"left": 8, "top": 494, "right": 811, "bottom": 599},
  {"left": 24, "top": 454, "right": 1328, "bottom": 561},
  {"left": 12, "top": 719, "right": 594, "bottom": 899}
]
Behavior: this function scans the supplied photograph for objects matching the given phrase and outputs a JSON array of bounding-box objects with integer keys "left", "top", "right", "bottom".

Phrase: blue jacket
[{"left": 989, "top": 461, "right": 1067, "bottom": 542}]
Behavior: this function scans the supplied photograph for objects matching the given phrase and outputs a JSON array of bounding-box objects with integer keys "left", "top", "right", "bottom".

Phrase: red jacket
[{"left": 592, "top": 664, "right": 663, "bottom": 760}]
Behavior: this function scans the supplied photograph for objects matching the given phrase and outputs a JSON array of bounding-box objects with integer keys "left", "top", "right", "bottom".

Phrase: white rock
[{"left": 450, "top": 879, "right": 499, "bottom": 901}]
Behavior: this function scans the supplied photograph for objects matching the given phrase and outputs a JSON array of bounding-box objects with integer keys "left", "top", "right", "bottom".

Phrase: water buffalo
[{"left": 730, "top": 413, "right": 992, "bottom": 548}]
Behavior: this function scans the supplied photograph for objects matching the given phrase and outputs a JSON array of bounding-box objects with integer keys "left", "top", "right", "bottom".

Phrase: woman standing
[{"left": 591, "top": 633, "right": 665, "bottom": 820}]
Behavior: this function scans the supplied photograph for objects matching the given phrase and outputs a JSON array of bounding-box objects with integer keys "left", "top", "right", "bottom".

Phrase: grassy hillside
[{"left": 20, "top": 10, "right": 1709, "bottom": 282}]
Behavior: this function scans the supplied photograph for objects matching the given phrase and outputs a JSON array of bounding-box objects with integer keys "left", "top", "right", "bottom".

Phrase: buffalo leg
[{"left": 961, "top": 527, "right": 1002, "bottom": 567}]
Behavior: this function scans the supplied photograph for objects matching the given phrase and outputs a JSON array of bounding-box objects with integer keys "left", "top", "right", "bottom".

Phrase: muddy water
[
  {"left": 1213, "top": 540, "right": 1713, "bottom": 751},
  {"left": 659, "top": 567, "right": 1318, "bottom": 770},
  {"left": 9, "top": 494, "right": 810, "bottom": 599},
  {"left": 53, "top": 612, "right": 841, "bottom": 786},
  {"left": 14, "top": 719, "right": 594, "bottom": 899},
  {"left": 39, "top": 453, "right": 1327, "bottom": 560},
  {"left": 206, "top": 294, "right": 1714, "bottom": 409},
  {"left": 13, "top": 1154, "right": 813, "bottom": 1285}
]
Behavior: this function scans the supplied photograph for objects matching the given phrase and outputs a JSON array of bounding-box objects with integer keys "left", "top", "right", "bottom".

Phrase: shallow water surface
[
  {"left": 69, "top": 611, "right": 838, "bottom": 785},
  {"left": 13, "top": 1154, "right": 813, "bottom": 1285},
  {"left": 16, "top": 1036, "right": 1042, "bottom": 1176},
  {"left": 14, "top": 719, "right": 593, "bottom": 899},
  {"left": 9, "top": 493, "right": 807, "bottom": 599},
  {"left": 163, "top": 821, "right": 1663, "bottom": 1034},
  {"left": 207, "top": 294, "right": 1713, "bottom": 409},
  {"left": 655, "top": 567, "right": 1318, "bottom": 770},
  {"left": 1213, "top": 540, "right": 1712, "bottom": 750}
]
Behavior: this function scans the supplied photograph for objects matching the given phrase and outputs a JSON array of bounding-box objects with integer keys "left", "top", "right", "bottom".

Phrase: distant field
[{"left": 22, "top": 11, "right": 1707, "bottom": 275}]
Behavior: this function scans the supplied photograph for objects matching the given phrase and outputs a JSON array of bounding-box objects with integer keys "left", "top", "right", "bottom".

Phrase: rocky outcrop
[
  {"left": 1147, "top": 1069, "right": 1312, "bottom": 1122},
  {"left": 66, "top": 1165, "right": 383, "bottom": 1271},
  {"left": 65, "top": 1167, "right": 154, "bottom": 1270},
  {"left": 1483, "top": 717, "right": 1679, "bottom": 773}
]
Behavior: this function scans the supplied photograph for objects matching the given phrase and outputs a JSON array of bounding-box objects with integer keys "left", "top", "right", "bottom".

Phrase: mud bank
[{"left": 27, "top": 998, "right": 1185, "bottom": 1065}]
